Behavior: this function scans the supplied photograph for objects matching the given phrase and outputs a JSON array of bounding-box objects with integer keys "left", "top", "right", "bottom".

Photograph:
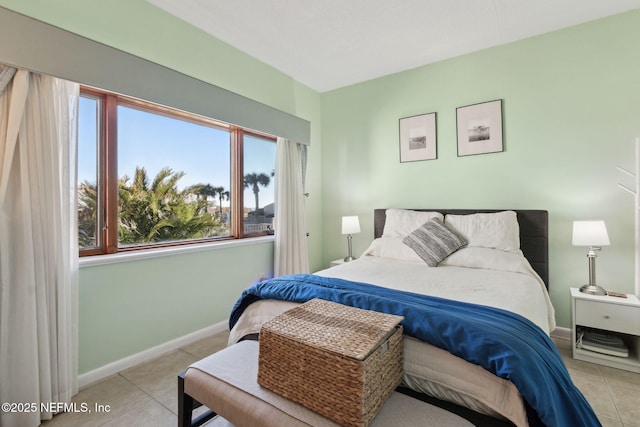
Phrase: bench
[{"left": 178, "top": 340, "right": 473, "bottom": 427}]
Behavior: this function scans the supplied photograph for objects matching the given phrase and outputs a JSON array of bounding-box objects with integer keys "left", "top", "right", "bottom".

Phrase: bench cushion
[{"left": 184, "top": 340, "right": 473, "bottom": 427}]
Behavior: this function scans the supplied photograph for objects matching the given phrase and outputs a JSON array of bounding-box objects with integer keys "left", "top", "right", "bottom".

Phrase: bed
[{"left": 181, "top": 209, "right": 600, "bottom": 427}]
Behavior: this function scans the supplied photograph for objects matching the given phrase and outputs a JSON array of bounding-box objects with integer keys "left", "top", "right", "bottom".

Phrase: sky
[{"left": 78, "top": 97, "right": 276, "bottom": 208}]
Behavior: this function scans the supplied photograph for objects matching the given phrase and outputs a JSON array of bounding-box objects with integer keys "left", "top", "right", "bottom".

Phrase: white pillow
[
  {"left": 440, "top": 247, "right": 528, "bottom": 273},
  {"left": 362, "top": 237, "right": 423, "bottom": 263},
  {"left": 382, "top": 209, "right": 444, "bottom": 238},
  {"left": 444, "top": 211, "right": 520, "bottom": 252}
]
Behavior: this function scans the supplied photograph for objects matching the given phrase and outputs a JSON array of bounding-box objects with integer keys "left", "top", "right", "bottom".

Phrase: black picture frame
[
  {"left": 456, "top": 99, "right": 503, "bottom": 157},
  {"left": 399, "top": 112, "right": 437, "bottom": 163}
]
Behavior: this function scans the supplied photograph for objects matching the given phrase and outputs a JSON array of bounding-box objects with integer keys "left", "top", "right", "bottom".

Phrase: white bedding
[
  {"left": 228, "top": 246, "right": 556, "bottom": 427},
  {"left": 323, "top": 247, "right": 555, "bottom": 333}
]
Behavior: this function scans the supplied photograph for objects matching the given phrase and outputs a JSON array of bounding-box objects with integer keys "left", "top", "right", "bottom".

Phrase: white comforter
[{"left": 321, "top": 246, "right": 555, "bottom": 333}]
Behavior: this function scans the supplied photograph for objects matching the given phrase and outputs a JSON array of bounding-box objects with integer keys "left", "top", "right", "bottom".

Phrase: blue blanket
[{"left": 230, "top": 274, "right": 601, "bottom": 427}]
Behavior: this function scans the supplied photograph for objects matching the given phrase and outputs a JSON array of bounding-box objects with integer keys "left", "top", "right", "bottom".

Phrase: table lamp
[
  {"left": 341, "top": 216, "right": 361, "bottom": 262},
  {"left": 572, "top": 220, "right": 610, "bottom": 295}
]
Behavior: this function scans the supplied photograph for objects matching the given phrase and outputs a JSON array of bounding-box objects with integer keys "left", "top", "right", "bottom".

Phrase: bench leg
[
  {"left": 178, "top": 371, "right": 217, "bottom": 427},
  {"left": 178, "top": 371, "right": 194, "bottom": 427}
]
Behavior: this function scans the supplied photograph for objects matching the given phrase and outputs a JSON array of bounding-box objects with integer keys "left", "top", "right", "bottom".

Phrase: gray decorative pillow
[{"left": 403, "top": 218, "right": 468, "bottom": 267}]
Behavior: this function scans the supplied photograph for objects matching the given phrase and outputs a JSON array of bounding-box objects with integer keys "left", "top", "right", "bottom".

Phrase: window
[
  {"left": 78, "top": 94, "right": 102, "bottom": 250},
  {"left": 243, "top": 135, "right": 276, "bottom": 234},
  {"left": 77, "top": 87, "right": 276, "bottom": 256}
]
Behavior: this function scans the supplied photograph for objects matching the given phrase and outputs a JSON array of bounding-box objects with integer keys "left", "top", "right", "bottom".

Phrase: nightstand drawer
[{"left": 575, "top": 299, "right": 640, "bottom": 335}]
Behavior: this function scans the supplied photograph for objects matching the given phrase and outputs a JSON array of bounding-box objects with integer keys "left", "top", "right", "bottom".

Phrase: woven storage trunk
[{"left": 258, "top": 298, "right": 404, "bottom": 427}]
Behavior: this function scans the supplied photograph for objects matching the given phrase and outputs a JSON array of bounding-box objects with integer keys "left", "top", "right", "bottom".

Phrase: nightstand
[
  {"left": 570, "top": 288, "right": 640, "bottom": 373},
  {"left": 329, "top": 259, "right": 345, "bottom": 267}
]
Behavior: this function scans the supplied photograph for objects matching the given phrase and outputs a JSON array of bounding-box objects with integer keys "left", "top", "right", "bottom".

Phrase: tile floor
[
  {"left": 41, "top": 332, "right": 639, "bottom": 427},
  {"left": 552, "top": 339, "right": 640, "bottom": 427}
]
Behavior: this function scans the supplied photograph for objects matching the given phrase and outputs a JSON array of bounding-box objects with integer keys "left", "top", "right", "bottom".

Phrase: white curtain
[
  {"left": 274, "top": 137, "right": 309, "bottom": 276},
  {"left": 0, "top": 67, "right": 79, "bottom": 426}
]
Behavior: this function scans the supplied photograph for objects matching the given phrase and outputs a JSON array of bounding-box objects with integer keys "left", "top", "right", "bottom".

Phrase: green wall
[
  {"left": 321, "top": 10, "right": 640, "bottom": 327},
  {"left": 78, "top": 243, "right": 273, "bottom": 373}
]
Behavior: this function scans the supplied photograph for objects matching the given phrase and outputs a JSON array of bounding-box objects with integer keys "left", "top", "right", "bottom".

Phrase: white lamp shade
[
  {"left": 341, "top": 216, "right": 361, "bottom": 235},
  {"left": 572, "top": 220, "right": 610, "bottom": 246}
]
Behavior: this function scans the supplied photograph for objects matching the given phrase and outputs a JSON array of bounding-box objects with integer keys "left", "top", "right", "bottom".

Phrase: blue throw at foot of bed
[{"left": 230, "top": 274, "right": 601, "bottom": 427}]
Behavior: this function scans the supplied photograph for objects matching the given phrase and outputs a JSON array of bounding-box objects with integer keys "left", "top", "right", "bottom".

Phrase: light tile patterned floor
[
  {"left": 553, "top": 338, "right": 640, "bottom": 427},
  {"left": 41, "top": 331, "right": 230, "bottom": 427},
  {"left": 41, "top": 331, "right": 639, "bottom": 426}
]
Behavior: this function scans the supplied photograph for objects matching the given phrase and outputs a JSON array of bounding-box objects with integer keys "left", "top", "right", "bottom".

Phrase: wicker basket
[{"left": 258, "top": 298, "right": 404, "bottom": 427}]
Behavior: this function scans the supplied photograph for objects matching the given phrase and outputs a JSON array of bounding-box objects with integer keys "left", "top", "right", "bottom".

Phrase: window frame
[{"left": 79, "top": 86, "right": 276, "bottom": 257}]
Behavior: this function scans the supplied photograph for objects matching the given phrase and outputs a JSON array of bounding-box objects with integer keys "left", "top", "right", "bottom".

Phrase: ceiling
[{"left": 147, "top": 0, "right": 640, "bottom": 92}]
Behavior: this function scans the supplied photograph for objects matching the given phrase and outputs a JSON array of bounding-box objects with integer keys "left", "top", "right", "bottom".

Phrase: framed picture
[
  {"left": 399, "top": 112, "right": 437, "bottom": 162},
  {"left": 456, "top": 99, "right": 503, "bottom": 157}
]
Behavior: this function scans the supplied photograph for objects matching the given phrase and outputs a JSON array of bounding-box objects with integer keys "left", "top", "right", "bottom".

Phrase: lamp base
[
  {"left": 579, "top": 284, "right": 607, "bottom": 296},
  {"left": 343, "top": 256, "right": 355, "bottom": 262}
]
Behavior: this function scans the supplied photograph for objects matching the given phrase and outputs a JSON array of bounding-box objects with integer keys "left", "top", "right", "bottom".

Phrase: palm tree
[
  {"left": 78, "top": 167, "right": 229, "bottom": 248},
  {"left": 243, "top": 172, "right": 271, "bottom": 223},
  {"left": 78, "top": 180, "right": 98, "bottom": 248},
  {"left": 213, "top": 186, "right": 229, "bottom": 219},
  {"left": 186, "top": 183, "right": 218, "bottom": 212},
  {"left": 118, "top": 167, "right": 219, "bottom": 244}
]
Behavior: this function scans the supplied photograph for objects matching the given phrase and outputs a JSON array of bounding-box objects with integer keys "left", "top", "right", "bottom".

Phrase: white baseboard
[
  {"left": 78, "top": 321, "right": 228, "bottom": 389},
  {"left": 78, "top": 323, "right": 573, "bottom": 389},
  {"left": 549, "top": 326, "right": 572, "bottom": 349},
  {"left": 550, "top": 326, "right": 571, "bottom": 341}
]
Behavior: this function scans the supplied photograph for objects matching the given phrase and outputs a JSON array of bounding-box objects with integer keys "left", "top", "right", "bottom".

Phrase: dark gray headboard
[{"left": 373, "top": 209, "right": 549, "bottom": 289}]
